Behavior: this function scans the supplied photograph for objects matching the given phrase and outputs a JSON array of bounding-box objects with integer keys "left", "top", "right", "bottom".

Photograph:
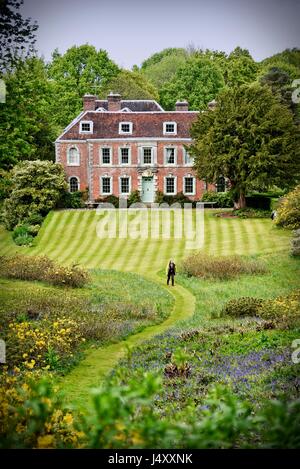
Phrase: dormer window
[
  {"left": 80, "top": 121, "right": 93, "bottom": 133},
  {"left": 163, "top": 122, "right": 177, "bottom": 135},
  {"left": 119, "top": 122, "right": 133, "bottom": 134}
]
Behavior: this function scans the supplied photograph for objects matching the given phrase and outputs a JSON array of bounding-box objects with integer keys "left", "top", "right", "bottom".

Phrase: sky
[{"left": 21, "top": 0, "right": 300, "bottom": 68}]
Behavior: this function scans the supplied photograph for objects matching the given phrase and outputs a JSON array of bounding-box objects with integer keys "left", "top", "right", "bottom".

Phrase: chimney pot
[
  {"left": 175, "top": 100, "right": 189, "bottom": 111},
  {"left": 107, "top": 92, "right": 121, "bottom": 112},
  {"left": 83, "top": 94, "right": 97, "bottom": 111}
]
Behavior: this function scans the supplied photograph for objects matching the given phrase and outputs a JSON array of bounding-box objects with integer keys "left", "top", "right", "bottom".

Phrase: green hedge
[{"left": 201, "top": 191, "right": 234, "bottom": 208}]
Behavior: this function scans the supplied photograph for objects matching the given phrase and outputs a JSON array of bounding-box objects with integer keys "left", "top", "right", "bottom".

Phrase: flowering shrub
[
  {"left": 221, "top": 291, "right": 300, "bottom": 328},
  {"left": 181, "top": 253, "right": 267, "bottom": 279},
  {"left": 221, "top": 297, "right": 264, "bottom": 317},
  {"left": 275, "top": 185, "right": 300, "bottom": 229},
  {"left": 0, "top": 371, "right": 81, "bottom": 448},
  {"left": 6, "top": 317, "right": 85, "bottom": 369},
  {"left": 0, "top": 254, "right": 90, "bottom": 287}
]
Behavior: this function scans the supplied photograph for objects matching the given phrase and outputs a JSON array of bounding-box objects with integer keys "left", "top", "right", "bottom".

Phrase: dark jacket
[{"left": 168, "top": 262, "right": 176, "bottom": 275}]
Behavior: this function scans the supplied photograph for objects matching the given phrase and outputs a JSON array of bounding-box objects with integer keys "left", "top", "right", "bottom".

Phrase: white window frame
[
  {"left": 183, "top": 147, "right": 194, "bottom": 166},
  {"left": 100, "top": 175, "right": 113, "bottom": 196},
  {"left": 67, "top": 146, "right": 80, "bottom": 166},
  {"left": 119, "top": 175, "right": 131, "bottom": 195},
  {"left": 183, "top": 175, "right": 196, "bottom": 196},
  {"left": 119, "top": 122, "right": 133, "bottom": 135},
  {"left": 69, "top": 176, "right": 80, "bottom": 192},
  {"left": 100, "top": 146, "right": 112, "bottom": 166},
  {"left": 163, "top": 121, "right": 177, "bottom": 135},
  {"left": 164, "top": 175, "right": 177, "bottom": 195},
  {"left": 164, "top": 146, "right": 177, "bottom": 166},
  {"left": 79, "top": 120, "right": 93, "bottom": 134},
  {"left": 118, "top": 146, "right": 131, "bottom": 165},
  {"left": 142, "top": 147, "right": 153, "bottom": 165}
]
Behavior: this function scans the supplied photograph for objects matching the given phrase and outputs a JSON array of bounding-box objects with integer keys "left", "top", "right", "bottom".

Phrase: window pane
[
  {"left": 102, "top": 177, "right": 111, "bottom": 194},
  {"left": 165, "top": 123, "right": 175, "bottom": 133},
  {"left": 143, "top": 148, "right": 152, "bottom": 164},
  {"left": 185, "top": 177, "right": 194, "bottom": 194},
  {"left": 121, "top": 177, "right": 129, "bottom": 193},
  {"left": 166, "top": 148, "right": 175, "bottom": 164},
  {"left": 69, "top": 177, "right": 78, "bottom": 192},
  {"left": 68, "top": 148, "right": 79, "bottom": 165},
  {"left": 81, "top": 123, "right": 90, "bottom": 132},
  {"left": 121, "top": 148, "right": 129, "bottom": 164},
  {"left": 102, "top": 148, "right": 111, "bottom": 164},
  {"left": 121, "top": 123, "right": 130, "bottom": 132},
  {"left": 166, "top": 177, "right": 175, "bottom": 194}
]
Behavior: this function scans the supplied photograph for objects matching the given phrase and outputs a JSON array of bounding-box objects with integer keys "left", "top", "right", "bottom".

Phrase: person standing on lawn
[{"left": 167, "top": 259, "right": 176, "bottom": 286}]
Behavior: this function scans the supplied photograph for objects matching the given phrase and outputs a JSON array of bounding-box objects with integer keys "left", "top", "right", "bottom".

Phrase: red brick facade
[{"left": 55, "top": 94, "right": 215, "bottom": 202}]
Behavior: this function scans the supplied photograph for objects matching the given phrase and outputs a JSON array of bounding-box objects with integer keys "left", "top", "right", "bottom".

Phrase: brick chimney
[
  {"left": 83, "top": 94, "right": 96, "bottom": 111},
  {"left": 107, "top": 92, "right": 121, "bottom": 111},
  {"left": 175, "top": 100, "right": 189, "bottom": 111}
]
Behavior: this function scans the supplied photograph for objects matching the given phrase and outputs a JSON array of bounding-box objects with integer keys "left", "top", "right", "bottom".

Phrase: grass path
[
  {"left": 0, "top": 209, "right": 291, "bottom": 409},
  {"left": 60, "top": 272, "right": 195, "bottom": 409}
]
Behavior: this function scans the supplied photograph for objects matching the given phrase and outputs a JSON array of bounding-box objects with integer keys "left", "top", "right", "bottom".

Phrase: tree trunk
[{"left": 234, "top": 193, "right": 246, "bottom": 209}]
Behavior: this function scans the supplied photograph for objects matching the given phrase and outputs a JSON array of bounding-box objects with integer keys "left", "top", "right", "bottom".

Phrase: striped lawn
[
  {"left": 0, "top": 209, "right": 291, "bottom": 408},
  {"left": 0, "top": 209, "right": 290, "bottom": 272}
]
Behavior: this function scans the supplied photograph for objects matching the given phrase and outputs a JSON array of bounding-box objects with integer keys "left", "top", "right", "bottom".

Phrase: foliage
[
  {"left": 2, "top": 160, "right": 67, "bottom": 229},
  {"left": 291, "top": 229, "right": 300, "bottom": 257},
  {"left": 0, "top": 373, "right": 80, "bottom": 448},
  {"left": 0, "top": 169, "right": 12, "bottom": 199},
  {"left": 190, "top": 83, "right": 300, "bottom": 208},
  {"left": 12, "top": 223, "right": 37, "bottom": 245},
  {"left": 0, "top": 254, "right": 90, "bottom": 287},
  {"left": 140, "top": 48, "right": 188, "bottom": 70},
  {"left": 0, "top": 58, "right": 59, "bottom": 169},
  {"left": 245, "top": 195, "right": 272, "bottom": 210},
  {"left": 95, "top": 194, "right": 119, "bottom": 208},
  {"left": 56, "top": 190, "right": 86, "bottom": 209},
  {"left": 127, "top": 190, "right": 141, "bottom": 206},
  {"left": 48, "top": 45, "right": 119, "bottom": 129},
  {"left": 0, "top": 0, "right": 38, "bottom": 73},
  {"left": 101, "top": 69, "right": 159, "bottom": 101},
  {"left": 154, "top": 190, "right": 194, "bottom": 207},
  {"left": 201, "top": 190, "right": 234, "bottom": 208},
  {"left": 232, "top": 208, "right": 271, "bottom": 219},
  {"left": 221, "top": 297, "right": 264, "bottom": 317},
  {"left": 181, "top": 252, "right": 267, "bottom": 280},
  {"left": 2, "top": 369, "right": 300, "bottom": 448},
  {"left": 275, "top": 185, "right": 300, "bottom": 229},
  {"left": 224, "top": 47, "right": 260, "bottom": 87},
  {"left": 141, "top": 49, "right": 188, "bottom": 89},
  {"left": 221, "top": 290, "right": 300, "bottom": 329},
  {"left": 160, "top": 57, "right": 225, "bottom": 110}
]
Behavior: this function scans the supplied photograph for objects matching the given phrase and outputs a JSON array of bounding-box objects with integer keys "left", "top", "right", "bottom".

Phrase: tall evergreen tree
[{"left": 190, "top": 84, "right": 300, "bottom": 208}]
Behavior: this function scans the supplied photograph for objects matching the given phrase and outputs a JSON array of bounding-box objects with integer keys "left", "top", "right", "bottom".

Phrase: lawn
[
  {"left": 0, "top": 208, "right": 299, "bottom": 448},
  {"left": 0, "top": 209, "right": 290, "bottom": 272}
]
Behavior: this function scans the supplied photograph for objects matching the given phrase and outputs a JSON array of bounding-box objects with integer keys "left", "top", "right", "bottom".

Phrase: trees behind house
[
  {"left": 190, "top": 83, "right": 300, "bottom": 208},
  {"left": 0, "top": 0, "right": 38, "bottom": 73},
  {"left": 0, "top": 57, "right": 58, "bottom": 169}
]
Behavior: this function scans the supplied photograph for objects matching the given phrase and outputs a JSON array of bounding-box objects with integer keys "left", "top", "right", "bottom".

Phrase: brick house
[{"left": 55, "top": 93, "right": 216, "bottom": 203}]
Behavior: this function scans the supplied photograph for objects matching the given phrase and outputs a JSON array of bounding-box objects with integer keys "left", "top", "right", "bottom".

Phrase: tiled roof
[
  {"left": 59, "top": 111, "right": 198, "bottom": 140},
  {"left": 95, "top": 99, "right": 163, "bottom": 112}
]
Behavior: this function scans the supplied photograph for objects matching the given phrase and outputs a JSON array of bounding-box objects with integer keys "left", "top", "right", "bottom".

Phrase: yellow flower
[
  {"left": 63, "top": 413, "right": 74, "bottom": 426},
  {"left": 37, "top": 434, "right": 55, "bottom": 448},
  {"left": 22, "top": 353, "right": 28, "bottom": 358}
]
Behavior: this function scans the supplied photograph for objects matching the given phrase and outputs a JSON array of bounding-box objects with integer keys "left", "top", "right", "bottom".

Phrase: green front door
[{"left": 142, "top": 177, "right": 154, "bottom": 203}]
